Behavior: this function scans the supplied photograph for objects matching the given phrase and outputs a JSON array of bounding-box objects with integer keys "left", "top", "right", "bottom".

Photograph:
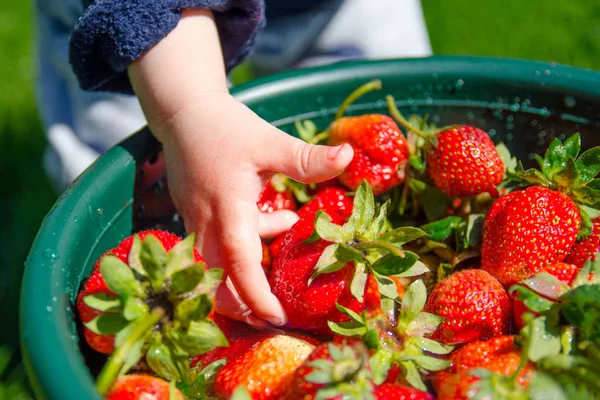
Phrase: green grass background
[{"left": 0, "top": 0, "right": 598, "bottom": 389}]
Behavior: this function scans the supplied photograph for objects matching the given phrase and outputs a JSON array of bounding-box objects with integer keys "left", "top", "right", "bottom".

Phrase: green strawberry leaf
[
  {"left": 171, "top": 320, "right": 228, "bottom": 356},
  {"left": 527, "top": 372, "right": 569, "bottom": 400},
  {"left": 100, "top": 255, "right": 144, "bottom": 297},
  {"left": 84, "top": 313, "right": 129, "bottom": 335},
  {"left": 421, "top": 186, "right": 452, "bottom": 222},
  {"left": 175, "top": 294, "right": 214, "bottom": 324},
  {"left": 406, "top": 313, "right": 444, "bottom": 338},
  {"left": 379, "top": 227, "right": 426, "bottom": 245},
  {"left": 305, "top": 211, "right": 345, "bottom": 244},
  {"left": 413, "top": 337, "right": 453, "bottom": 355},
  {"left": 543, "top": 134, "right": 581, "bottom": 180},
  {"left": 170, "top": 263, "right": 205, "bottom": 297},
  {"left": 420, "top": 216, "right": 462, "bottom": 242},
  {"left": 123, "top": 296, "right": 149, "bottom": 321},
  {"left": 496, "top": 142, "right": 518, "bottom": 175},
  {"left": 369, "top": 350, "right": 394, "bottom": 385},
  {"left": 128, "top": 235, "right": 144, "bottom": 275},
  {"left": 348, "top": 180, "right": 375, "bottom": 236},
  {"left": 140, "top": 234, "right": 169, "bottom": 290},
  {"left": 397, "top": 354, "right": 450, "bottom": 371},
  {"left": 409, "top": 178, "right": 427, "bottom": 193},
  {"left": 409, "top": 155, "right": 426, "bottom": 172},
  {"left": 509, "top": 162, "right": 552, "bottom": 186},
  {"left": 362, "top": 201, "right": 390, "bottom": 241},
  {"left": 327, "top": 321, "right": 368, "bottom": 337},
  {"left": 401, "top": 361, "right": 427, "bottom": 391},
  {"left": 556, "top": 284, "right": 600, "bottom": 343},
  {"left": 396, "top": 260, "right": 429, "bottom": 278},
  {"left": 335, "top": 303, "right": 365, "bottom": 323},
  {"left": 193, "top": 268, "right": 223, "bottom": 295},
  {"left": 576, "top": 146, "right": 600, "bottom": 183},
  {"left": 371, "top": 272, "right": 399, "bottom": 300},
  {"left": 571, "top": 185, "right": 600, "bottom": 209},
  {"left": 147, "top": 341, "right": 182, "bottom": 381},
  {"left": 509, "top": 285, "right": 556, "bottom": 313},
  {"left": 83, "top": 293, "right": 121, "bottom": 312},
  {"left": 335, "top": 243, "right": 365, "bottom": 264},
  {"left": 398, "top": 280, "right": 427, "bottom": 330},
  {"left": 165, "top": 234, "right": 196, "bottom": 276},
  {"left": 578, "top": 206, "right": 594, "bottom": 240},
  {"left": 520, "top": 272, "right": 571, "bottom": 299},
  {"left": 522, "top": 316, "right": 561, "bottom": 362},
  {"left": 370, "top": 252, "right": 419, "bottom": 276},
  {"left": 465, "top": 213, "right": 485, "bottom": 247},
  {"left": 350, "top": 264, "right": 369, "bottom": 302},
  {"left": 309, "top": 244, "right": 347, "bottom": 285},
  {"left": 553, "top": 158, "right": 579, "bottom": 189}
]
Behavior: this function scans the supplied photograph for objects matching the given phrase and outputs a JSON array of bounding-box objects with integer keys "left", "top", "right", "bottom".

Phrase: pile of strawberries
[{"left": 76, "top": 81, "right": 600, "bottom": 399}]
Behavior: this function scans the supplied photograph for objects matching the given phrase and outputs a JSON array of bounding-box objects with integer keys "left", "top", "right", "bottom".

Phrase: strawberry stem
[
  {"left": 386, "top": 95, "right": 428, "bottom": 139},
  {"left": 96, "top": 307, "right": 165, "bottom": 395},
  {"left": 355, "top": 240, "right": 405, "bottom": 257},
  {"left": 309, "top": 131, "right": 331, "bottom": 145},
  {"left": 334, "top": 79, "right": 382, "bottom": 120}
]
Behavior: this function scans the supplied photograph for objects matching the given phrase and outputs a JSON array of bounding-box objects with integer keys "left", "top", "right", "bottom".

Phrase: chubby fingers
[{"left": 258, "top": 210, "right": 299, "bottom": 238}]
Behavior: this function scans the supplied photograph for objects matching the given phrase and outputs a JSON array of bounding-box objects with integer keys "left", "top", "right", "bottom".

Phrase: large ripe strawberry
[
  {"left": 426, "top": 126, "right": 504, "bottom": 198},
  {"left": 77, "top": 230, "right": 193, "bottom": 354},
  {"left": 328, "top": 114, "right": 409, "bottom": 195},
  {"left": 565, "top": 217, "right": 600, "bottom": 267},
  {"left": 106, "top": 374, "right": 184, "bottom": 400},
  {"left": 424, "top": 269, "right": 511, "bottom": 345},
  {"left": 214, "top": 334, "right": 316, "bottom": 400},
  {"left": 296, "top": 187, "right": 354, "bottom": 222},
  {"left": 375, "top": 384, "right": 433, "bottom": 400},
  {"left": 79, "top": 232, "right": 226, "bottom": 396},
  {"left": 481, "top": 186, "right": 581, "bottom": 287},
  {"left": 288, "top": 340, "right": 374, "bottom": 400},
  {"left": 270, "top": 181, "right": 427, "bottom": 332},
  {"left": 433, "top": 336, "right": 534, "bottom": 400},
  {"left": 482, "top": 133, "right": 600, "bottom": 287}
]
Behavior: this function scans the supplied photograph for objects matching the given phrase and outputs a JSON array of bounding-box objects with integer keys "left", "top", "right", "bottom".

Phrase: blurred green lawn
[{"left": 0, "top": 0, "right": 598, "bottom": 381}]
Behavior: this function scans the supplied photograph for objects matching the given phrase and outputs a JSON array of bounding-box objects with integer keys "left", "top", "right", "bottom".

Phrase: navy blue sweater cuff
[{"left": 69, "top": 0, "right": 265, "bottom": 94}]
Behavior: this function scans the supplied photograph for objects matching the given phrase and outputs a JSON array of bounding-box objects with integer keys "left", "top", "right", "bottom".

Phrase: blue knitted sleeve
[{"left": 69, "top": 0, "right": 265, "bottom": 94}]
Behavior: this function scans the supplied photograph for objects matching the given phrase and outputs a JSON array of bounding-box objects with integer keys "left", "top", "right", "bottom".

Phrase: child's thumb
[{"left": 260, "top": 129, "right": 353, "bottom": 183}]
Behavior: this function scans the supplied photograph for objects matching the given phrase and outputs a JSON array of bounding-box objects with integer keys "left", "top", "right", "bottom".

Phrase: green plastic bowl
[{"left": 21, "top": 56, "right": 600, "bottom": 399}]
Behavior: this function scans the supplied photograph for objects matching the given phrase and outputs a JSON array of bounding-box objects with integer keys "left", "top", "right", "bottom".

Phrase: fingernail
[
  {"left": 266, "top": 316, "right": 286, "bottom": 326},
  {"left": 327, "top": 144, "right": 346, "bottom": 161}
]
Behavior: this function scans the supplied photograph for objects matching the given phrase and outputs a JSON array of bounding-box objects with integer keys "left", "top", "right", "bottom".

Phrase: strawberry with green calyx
[
  {"left": 296, "top": 80, "right": 410, "bottom": 195},
  {"left": 270, "top": 180, "right": 428, "bottom": 332},
  {"left": 374, "top": 383, "right": 433, "bottom": 400},
  {"left": 328, "top": 280, "right": 453, "bottom": 391},
  {"left": 509, "top": 258, "right": 599, "bottom": 330},
  {"left": 433, "top": 335, "right": 534, "bottom": 400},
  {"left": 386, "top": 95, "right": 505, "bottom": 199},
  {"left": 88, "top": 233, "right": 226, "bottom": 395},
  {"left": 257, "top": 174, "right": 297, "bottom": 213},
  {"left": 423, "top": 269, "right": 511, "bottom": 345},
  {"left": 288, "top": 340, "right": 376, "bottom": 400},
  {"left": 106, "top": 374, "right": 184, "bottom": 400}
]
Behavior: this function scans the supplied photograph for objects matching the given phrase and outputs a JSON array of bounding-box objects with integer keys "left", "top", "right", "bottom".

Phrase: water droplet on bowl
[
  {"left": 52, "top": 296, "right": 57, "bottom": 303},
  {"left": 563, "top": 96, "right": 576, "bottom": 108},
  {"left": 74, "top": 216, "right": 79, "bottom": 223},
  {"left": 455, "top": 79, "right": 464, "bottom": 90},
  {"left": 97, "top": 208, "right": 104, "bottom": 216},
  {"left": 43, "top": 249, "right": 59, "bottom": 260},
  {"left": 47, "top": 306, "right": 53, "bottom": 312},
  {"left": 544, "top": 69, "right": 551, "bottom": 76}
]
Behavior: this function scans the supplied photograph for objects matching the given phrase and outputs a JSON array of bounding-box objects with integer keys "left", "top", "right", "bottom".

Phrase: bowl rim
[{"left": 20, "top": 55, "right": 600, "bottom": 400}]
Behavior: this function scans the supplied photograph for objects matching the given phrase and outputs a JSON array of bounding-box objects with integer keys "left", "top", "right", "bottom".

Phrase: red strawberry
[
  {"left": 426, "top": 126, "right": 504, "bottom": 198},
  {"left": 215, "top": 335, "right": 316, "bottom": 400},
  {"left": 296, "top": 187, "right": 354, "bottom": 223},
  {"left": 424, "top": 269, "right": 511, "bottom": 345},
  {"left": 257, "top": 175, "right": 297, "bottom": 213},
  {"left": 269, "top": 233, "right": 286, "bottom": 262},
  {"left": 288, "top": 340, "right": 374, "bottom": 400},
  {"left": 106, "top": 375, "right": 184, "bottom": 400},
  {"left": 433, "top": 336, "right": 534, "bottom": 400},
  {"left": 481, "top": 186, "right": 581, "bottom": 287},
  {"left": 329, "top": 114, "right": 409, "bottom": 195},
  {"left": 510, "top": 261, "right": 594, "bottom": 330},
  {"left": 565, "top": 217, "right": 600, "bottom": 267},
  {"left": 375, "top": 384, "right": 433, "bottom": 400},
  {"left": 77, "top": 230, "right": 193, "bottom": 354},
  {"left": 270, "top": 182, "right": 422, "bottom": 332}
]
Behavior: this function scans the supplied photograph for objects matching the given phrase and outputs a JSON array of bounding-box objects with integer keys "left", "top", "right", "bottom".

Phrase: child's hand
[{"left": 129, "top": 9, "right": 353, "bottom": 326}]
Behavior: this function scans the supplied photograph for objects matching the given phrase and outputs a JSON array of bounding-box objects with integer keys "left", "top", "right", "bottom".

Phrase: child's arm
[{"left": 127, "top": 9, "right": 353, "bottom": 326}]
